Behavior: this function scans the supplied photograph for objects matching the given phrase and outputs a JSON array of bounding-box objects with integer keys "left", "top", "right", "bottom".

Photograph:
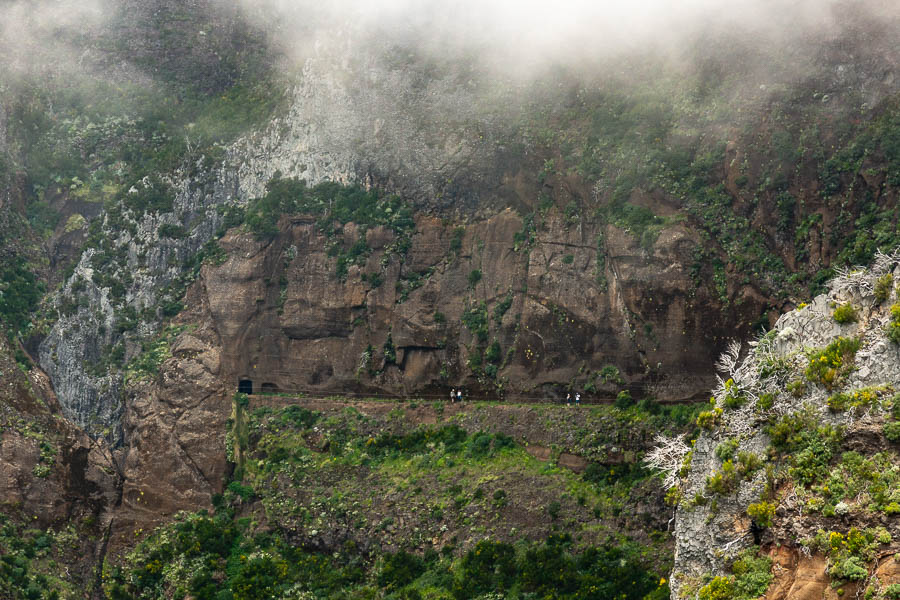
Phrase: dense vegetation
[
  {"left": 0, "top": 514, "right": 85, "bottom": 600},
  {"left": 521, "top": 53, "right": 900, "bottom": 305},
  {"left": 103, "top": 509, "right": 668, "bottom": 600},
  {"left": 91, "top": 399, "right": 697, "bottom": 599}
]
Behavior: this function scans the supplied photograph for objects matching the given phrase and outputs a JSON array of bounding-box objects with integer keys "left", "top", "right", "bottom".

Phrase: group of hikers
[{"left": 447, "top": 388, "right": 582, "bottom": 405}]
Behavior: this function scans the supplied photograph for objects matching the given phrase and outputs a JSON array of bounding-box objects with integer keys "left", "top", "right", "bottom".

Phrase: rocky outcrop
[
  {"left": 36, "top": 3, "right": 900, "bottom": 444},
  {"left": 109, "top": 308, "right": 230, "bottom": 554},
  {"left": 38, "top": 172, "right": 230, "bottom": 442},
  {"left": 667, "top": 251, "right": 900, "bottom": 598}
]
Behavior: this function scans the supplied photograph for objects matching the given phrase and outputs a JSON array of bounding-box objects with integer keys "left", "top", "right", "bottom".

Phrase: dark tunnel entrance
[
  {"left": 260, "top": 383, "right": 278, "bottom": 394},
  {"left": 238, "top": 379, "right": 253, "bottom": 395}
]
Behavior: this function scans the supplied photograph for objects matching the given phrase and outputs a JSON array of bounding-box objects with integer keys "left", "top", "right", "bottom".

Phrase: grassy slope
[{"left": 94, "top": 399, "right": 702, "bottom": 600}]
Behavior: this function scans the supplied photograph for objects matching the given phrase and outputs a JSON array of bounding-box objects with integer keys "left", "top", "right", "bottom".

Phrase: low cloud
[
  {"left": 231, "top": 0, "right": 900, "bottom": 77},
  {"left": 0, "top": 0, "right": 111, "bottom": 78}
]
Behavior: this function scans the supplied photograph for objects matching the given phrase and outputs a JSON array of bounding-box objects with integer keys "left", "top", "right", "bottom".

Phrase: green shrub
[
  {"left": 827, "top": 387, "right": 882, "bottom": 412},
  {"left": 452, "top": 541, "right": 516, "bottom": 599},
  {"left": 891, "top": 395, "right": 900, "bottom": 419},
  {"left": 766, "top": 413, "right": 809, "bottom": 450},
  {"left": 599, "top": 365, "right": 624, "bottom": 385},
  {"left": 379, "top": 552, "right": 425, "bottom": 590},
  {"left": 562, "top": 254, "right": 574, "bottom": 264},
  {"left": 804, "top": 337, "right": 861, "bottom": 390},
  {"left": 467, "top": 349, "right": 483, "bottom": 372},
  {"left": 706, "top": 460, "right": 737, "bottom": 495},
  {"left": 756, "top": 393, "right": 775, "bottom": 411},
  {"left": 889, "top": 303, "right": 900, "bottom": 344},
  {"left": 722, "top": 379, "right": 746, "bottom": 409},
  {"left": 366, "top": 425, "right": 468, "bottom": 457},
  {"left": 492, "top": 291, "right": 514, "bottom": 324},
  {"left": 747, "top": 501, "right": 776, "bottom": 528},
  {"left": 226, "top": 481, "right": 254, "bottom": 500},
  {"left": 462, "top": 302, "right": 490, "bottom": 342},
  {"left": 698, "top": 576, "right": 733, "bottom": 600},
  {"left": 449, "top": 227, "right": 465, "bottom": 254},
  {"left": 697, "top": 407, "right": 723, "bottom": 429},
  {"left": 715, "top": 439, "right": 739, "bottom": 462},
  {"left": 615, "top": 390, "right": 633, "bottom": 408},
  {"left": 885, "top": 583, "right": 900, "bottom": 599},
  {"left": 832, "top": 303, "right": 858, "bottom": 324},
  {"left": 467, "top": 269, "right": 482, "bottom": 288},
  {"left": 484, "top": 341, "right": 502, "bottom": 364},
  {"left": 547, "top": 501, "right": 561, "bottom": 520},
  {"left": 828, "top": 556, "right": 868, "bottom": 581},
  {"left": 158, "top": 223, "right": 187, "bottom": 238},
  {"left": 767, "top": 413, "right": 841, "bottom": 486},
  {"left": 467, "top": 432, "right": 494, "bottom": 457},
  {"left": 278, "top": 405, "right": 318, "bottom": 429},
  {"left": 27, "top": 200, "right": 61, "bottom": 234},
  {"left": 884, "top": 421, "right": 900, "bottom": 442},
  {"left": 730, "top": 548, "right": 773, "bottom": 597},
  {"left": 786, "top": 380, "right": 807, "bottom": 398},
  {"left": 790, "top": 438, "right": 835, "bottom": 486},
  {"left": 874, "top": 273, "right": 893, "bottom": 304},
  {"left": 0, "top": 257, "right": 45, "bottom": 335},
  {"left": 665, "top": 486, "right": 683, "bottom": 506},
  {"left": 736, "top": 451, "right": 763, "bottom": 478}
]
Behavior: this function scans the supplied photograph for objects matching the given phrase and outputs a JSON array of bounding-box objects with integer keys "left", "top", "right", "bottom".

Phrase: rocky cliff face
[
  {"left": 666, "top": 250, "right": 900, "bottom": 598},
  {"left": 38, "top": 171, "right": 231, "bottom": 442},
  {"left": 0, "top": 335, "right": 119, "bottom": 592},
  {"left": 195, "top": 205, "right": 738, "bottom": 402}
]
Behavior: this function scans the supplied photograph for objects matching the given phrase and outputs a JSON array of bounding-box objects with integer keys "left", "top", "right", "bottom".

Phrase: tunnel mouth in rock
[
  {"left": 260, "top": 382, "right": 278, "bottom": 394},
  {"left": 238, "top": 379, "right": 253, "bottom": 394}
]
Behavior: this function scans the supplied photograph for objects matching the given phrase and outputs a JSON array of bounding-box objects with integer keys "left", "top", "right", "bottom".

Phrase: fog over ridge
[
  {"left": 1, "top": 0, "right": 898, "bottom": 92},
  {"left": 231, "top": 0, "right": 900, "bottom": 74}
]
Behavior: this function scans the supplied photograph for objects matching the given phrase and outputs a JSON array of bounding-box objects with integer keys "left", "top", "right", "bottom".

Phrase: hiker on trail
[
  {"left": 450, "top": 388, "right": 455, "bottom": 403},
  {"left": 566, "top": 393, "right": 571, "bottom": 406},
  {"left": 575, "top": 392, "right": 581, "bottom": 406},
  {"left": 457, "top": 389, "right": 463, "bottom": 402}
]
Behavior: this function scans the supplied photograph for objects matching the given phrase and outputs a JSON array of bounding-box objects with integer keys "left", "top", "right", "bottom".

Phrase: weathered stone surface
[
  {"left": 184, "top": 202, "right": 745, "bottom": 403},
  {"left": 876, "top": 556, "right": 900, "bottom": 586},
  {"left": 671, "top": 257, "right": 900, "bottom": 598},
  {"left": 110, "top": 315, "right": 230, "bottom": 554}
]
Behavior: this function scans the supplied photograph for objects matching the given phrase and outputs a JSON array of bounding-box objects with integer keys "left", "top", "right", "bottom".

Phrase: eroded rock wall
[{"left": 195, "top": 206, "right": 743, "bottom": 402}]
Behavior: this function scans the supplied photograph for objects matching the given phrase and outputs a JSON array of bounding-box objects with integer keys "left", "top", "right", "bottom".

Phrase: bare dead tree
[{"left": 644, "top": 434, "right": 690, "bottom": 489}]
